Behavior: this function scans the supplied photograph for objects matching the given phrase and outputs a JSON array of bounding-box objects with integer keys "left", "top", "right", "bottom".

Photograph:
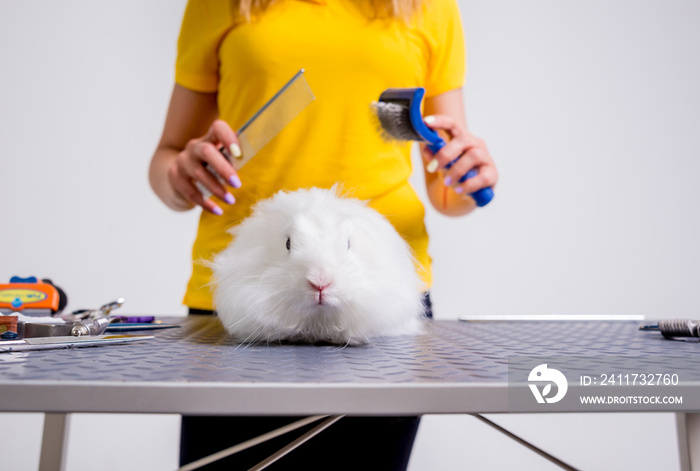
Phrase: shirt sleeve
[
  {"left": 175, "top": 0, "right": 235, "bottom": 93},
  {"left": 422, "top": 0, "right": 467, "bottom": 98}
]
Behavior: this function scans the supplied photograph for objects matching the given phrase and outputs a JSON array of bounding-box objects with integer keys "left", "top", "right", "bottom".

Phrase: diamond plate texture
[{"left": 1, "top": 317, "right": 698, "bottom": 384}]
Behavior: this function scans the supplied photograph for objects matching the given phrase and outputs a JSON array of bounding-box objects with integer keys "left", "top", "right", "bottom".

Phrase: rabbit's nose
[{"left": 308, "top": 280, "right": 332, "bottom": 292}]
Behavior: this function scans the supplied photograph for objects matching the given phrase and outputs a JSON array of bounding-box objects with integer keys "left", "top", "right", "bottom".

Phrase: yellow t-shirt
[{"left": 176, "top": 0, "right": 465, "bottom": 310}]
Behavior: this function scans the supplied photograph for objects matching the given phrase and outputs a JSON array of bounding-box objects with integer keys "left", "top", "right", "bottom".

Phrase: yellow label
[{"left": 0, "top": 289, "right": 47, "bottom": 304}]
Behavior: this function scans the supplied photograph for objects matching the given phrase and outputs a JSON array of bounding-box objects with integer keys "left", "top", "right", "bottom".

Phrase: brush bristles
[{"left": 371, "top": 100, "right": 422, "bottom": 142}]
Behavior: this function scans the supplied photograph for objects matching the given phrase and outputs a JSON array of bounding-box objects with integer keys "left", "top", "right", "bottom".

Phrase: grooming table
[{"left": 1, "top": 317, "right": 699, "bottom": 470}]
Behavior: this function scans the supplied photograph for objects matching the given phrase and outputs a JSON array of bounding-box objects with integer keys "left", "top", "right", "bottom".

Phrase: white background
[{"left": 1, "top": 0, "right": 698, "bottom": 469}]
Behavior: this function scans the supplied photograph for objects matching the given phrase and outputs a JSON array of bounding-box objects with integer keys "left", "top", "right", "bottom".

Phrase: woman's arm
[
  {"left": 149, "top": 84, "right": 241, "bottom": 215},
  {"left": 421, "top": 88, "right": 498, "bottom": 216}
]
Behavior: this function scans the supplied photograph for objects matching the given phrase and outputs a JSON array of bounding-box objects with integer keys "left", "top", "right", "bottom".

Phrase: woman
[{"left": 150, "top": 0, "right": 497, "bottom": 468}]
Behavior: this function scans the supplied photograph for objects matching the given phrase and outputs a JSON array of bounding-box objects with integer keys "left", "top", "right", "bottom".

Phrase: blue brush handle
[
  {"left": 404, "top": 89, "right": 493, "bottom": 207},
  {"left": 426, "top": 140, "right": 494, "bottom": 207}
]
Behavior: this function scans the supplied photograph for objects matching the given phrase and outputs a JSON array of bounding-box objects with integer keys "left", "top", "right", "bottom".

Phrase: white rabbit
[{"left": 211, "top": 186, "right": 426, "bottom": 345}]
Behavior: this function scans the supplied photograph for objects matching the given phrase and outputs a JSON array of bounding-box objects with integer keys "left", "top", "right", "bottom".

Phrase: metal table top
[{"left": 1, "top": 317, "right": 698, "bottom": 415}]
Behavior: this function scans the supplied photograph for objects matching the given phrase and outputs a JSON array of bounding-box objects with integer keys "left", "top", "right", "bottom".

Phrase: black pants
[
  {"left": 181, "top": 294, "right": 431, "bottom": 470},
  {"left": 180, "top": 415, "right": 421, "bottom": 470}
]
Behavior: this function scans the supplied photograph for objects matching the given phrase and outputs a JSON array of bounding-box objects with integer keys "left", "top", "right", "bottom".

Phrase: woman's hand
[
  {"left": 420, "top": 114, "right": 498, "bottom": 199},
  {"left": 168, "top": 119, "right": 242, "bottom": 215},
  {"left": 420, "top": 89, "right": 498, "bottom": 216},
  {"left": 150, "top": 85, "right": 245, "bottom": 215}
]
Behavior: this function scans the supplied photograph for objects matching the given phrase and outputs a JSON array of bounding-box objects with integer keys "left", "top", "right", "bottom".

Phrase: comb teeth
[
  {"left": 372, "top": 100, "right": 422, "bottom": 142},
  {"left": 236, "top": 72, "right": 315, "bottom": 168}
]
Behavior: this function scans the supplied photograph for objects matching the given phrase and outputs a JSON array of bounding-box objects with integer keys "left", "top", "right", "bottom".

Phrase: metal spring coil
[{"left": 658, "top": 319, "right": 700, "bottom": 338}]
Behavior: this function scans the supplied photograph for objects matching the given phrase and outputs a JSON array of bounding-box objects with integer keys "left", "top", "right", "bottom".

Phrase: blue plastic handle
[
  {"left": 405, "top": 88, "right": 494, "bottom": 207},
  {"left": 426, "top": 140, "right": 494, "bottom": 207},
  {"left": 10, "top": 276, "right": 38, "bottom": 283}
]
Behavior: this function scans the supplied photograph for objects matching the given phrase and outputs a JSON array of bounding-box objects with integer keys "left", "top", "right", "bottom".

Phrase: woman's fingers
[
  {"left": 170, "top": 136, "right": 240, "bottom": 214},
  {"left": 422, "top": 115, "right": 476, "bottom": 168},
  {"left": 205, "top": 120, "right": 242, "bottom": 188},
  {"left": 180, "top": 141, "right": 232, "bottom": 201},
  {"left": 167, "top": 160, "right": 225, "bottom": 215},
  {"left": 424, "top": 114, "right": 466, "bottom": 140},
  {"left": 446, "top": 147, "right": 498, "bottom": 196},
  {"left": 456, "top": 164, "right": 498, "bottom": 196},
  {"left": 441, "top": 151, "right": 477, "bottom": 187},
  {"left": 422, "top": 114, "right": 498, "bottom": 198},
  {"left": 207, "top": 119, "right": 240, "bottom": 155},
  {"left": 198, "top": 143, "right": 237, "bottom": 200},
  {"left": 165, "top": 119, "right": 244, "bottom": 215}
]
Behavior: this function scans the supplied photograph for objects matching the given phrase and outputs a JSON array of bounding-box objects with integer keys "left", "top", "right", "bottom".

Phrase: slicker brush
[{"left": 372, "top": 87, "right": 494, "bottom": 207}]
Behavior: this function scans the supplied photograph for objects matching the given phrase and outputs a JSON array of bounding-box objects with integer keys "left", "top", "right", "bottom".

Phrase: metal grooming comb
[
  {"left": 233, "top": 69, "right": 315, "bottom": 168},
  {"left": 198, "top": 69, "right": 315, "bottom": 199}
]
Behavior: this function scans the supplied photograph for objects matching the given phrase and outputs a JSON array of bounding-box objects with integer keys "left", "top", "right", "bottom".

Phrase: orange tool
[{"left": 0, "top": 277, "right": 61, "bottom": 316}]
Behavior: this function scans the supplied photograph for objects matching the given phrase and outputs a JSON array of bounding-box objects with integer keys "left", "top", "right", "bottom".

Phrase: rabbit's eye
[{"left": 286, "top": 237, "right": 291, "bottom": 251}]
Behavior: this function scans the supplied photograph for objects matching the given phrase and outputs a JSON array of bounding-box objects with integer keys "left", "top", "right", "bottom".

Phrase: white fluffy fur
[{"left": 211, "top": 186, "right": 425, "bottom": 345}]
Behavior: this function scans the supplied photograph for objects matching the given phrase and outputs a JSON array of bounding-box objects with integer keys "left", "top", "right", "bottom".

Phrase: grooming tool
[
  {"left": 14, "top": 317, "right": 113, "bottom": 338},
  {"left": 0, "top": 334, "right": 154, "bottom": 353},
  {"left": 198, "top": 69, "right": 316, "bottom": 200},
  {"left": 19, "top": 318, "right": 168, "bottom": 338},
  {"left": 113, "top": 315, "right": 156, "bottom": 323},
  {"left": 106, "top": 323, "right": 180, "bottom": 333},
  {"left": 0, "top": 316, "right": 18, "bottom": 334},
  {"left": 6, "top": 298, "right": 134, "bottom": 339},
  {"left": 63, "top": 297, "right": 125, "bottom": 321},
  {"left": 460, "top": 314, "right": 646, "bottom": 322},
  {"left": 70, "top": 317, "right": 114, "bottom": 337},
  {"left": 19, "top": 316, "right": 116, "bottom": 338},
  {"left": 0, "top": 276, "right": 62, "bottom": 316},
  {"left": 20, "top": 322, "right": 72, "bottom": 338},
  {"left": 639, "top": 319, "right": 700, "bottom": 340},
  {"left": 373, "top": 87, "right": 494, "bottom": 207}
]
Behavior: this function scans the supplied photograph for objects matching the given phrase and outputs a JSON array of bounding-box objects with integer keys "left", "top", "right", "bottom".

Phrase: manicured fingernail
[
  {"left": 224, "top": 193, "right": 235, "bottom": 205},
  {"left": 444, "top": 175, "right": 452, "bottom": 186},
  {"left": 455, "top": 186, "right": 464, "bottom": 194},
  {"left": 424, "top": 115, "right": 436, "bottom": 125},
  {"left": 212, "top": 206, "right": 224, "bottom": 216},
  {"left": 229, "top": 174, "right": 242, "bottom": 188},
  {"left": 426, "top": 158, "right": 439, "bottom": 173},
  {"left": 230, "top": 143, "right": 242, "bottom": 158}
]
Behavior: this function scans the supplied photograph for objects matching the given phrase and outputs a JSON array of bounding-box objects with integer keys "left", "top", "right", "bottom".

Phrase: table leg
[
  {"left": 678, "top": 413, "right": 700, "bottom": 471},
  {"left": 39, "top": 413, "right": 71, "bottom": 471}
]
